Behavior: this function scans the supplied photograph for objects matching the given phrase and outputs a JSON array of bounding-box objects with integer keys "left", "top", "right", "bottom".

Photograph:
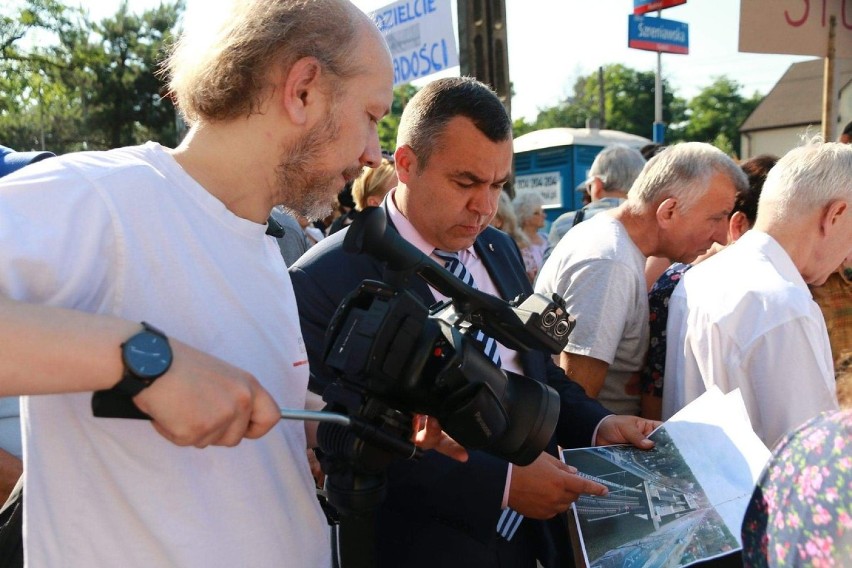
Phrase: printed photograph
[{"left": 563, "top": 426, "right": 740, "bottom": 568}]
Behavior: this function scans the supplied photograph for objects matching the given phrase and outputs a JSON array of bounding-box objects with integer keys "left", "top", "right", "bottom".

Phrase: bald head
[{"left": 165, "top": 0, "right": 377, "bottom": 124}]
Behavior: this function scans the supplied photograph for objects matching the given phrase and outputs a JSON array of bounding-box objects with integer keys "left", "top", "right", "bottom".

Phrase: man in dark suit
[{"left": 290, "top": 77, "right": 659, "bottom": 567}]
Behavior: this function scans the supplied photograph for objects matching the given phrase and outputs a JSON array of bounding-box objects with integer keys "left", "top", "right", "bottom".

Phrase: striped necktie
[
  {"left": 433, "top": 248, "right": 523, "bottom": 541},
  {"left": 432, "top": 249, "right": 501, "bottom": 366}
]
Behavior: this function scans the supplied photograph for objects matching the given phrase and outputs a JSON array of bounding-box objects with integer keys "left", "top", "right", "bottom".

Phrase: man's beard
[{"left": 275, "top": 109, "right": 362, "bottom": 220}]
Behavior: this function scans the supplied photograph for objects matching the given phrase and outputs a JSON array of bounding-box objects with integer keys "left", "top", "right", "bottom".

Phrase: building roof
[
  {"left": 513, "top": 127, "right": 651, "bottom": 153},
  {"left": 741, "top": 58, "right": 852, "bottom": 133}
]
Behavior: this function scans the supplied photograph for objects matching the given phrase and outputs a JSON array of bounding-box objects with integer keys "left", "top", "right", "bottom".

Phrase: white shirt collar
[{"left": 741, "top": 229, "right": 810, "bottom": 294}]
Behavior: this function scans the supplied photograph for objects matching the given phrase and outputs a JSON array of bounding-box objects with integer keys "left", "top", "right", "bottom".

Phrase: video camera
[{"left": 316, "top": 207, "right": 575, "bottom": 517}]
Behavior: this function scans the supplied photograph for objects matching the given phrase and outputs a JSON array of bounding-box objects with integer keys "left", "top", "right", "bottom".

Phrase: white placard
[{"left": 371, "top": 0, "right": 459, "bottom": 86}]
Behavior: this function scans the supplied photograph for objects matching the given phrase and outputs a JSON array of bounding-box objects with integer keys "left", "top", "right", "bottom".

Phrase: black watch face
[{"left": 124, "top": 332, "right": 172, "bottom": 380}]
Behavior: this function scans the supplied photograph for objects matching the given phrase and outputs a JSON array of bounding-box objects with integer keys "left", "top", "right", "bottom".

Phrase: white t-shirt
[
  {"left": 0, "top": 143, "right": 329, "bottom": 567},
  {"left": 663, "top": 230, "right": 838, "bottom": 448},
  {"left": 0, "top": 397, "right": 21, "bottom": 458},
  {"left": 535, "top": 214, "right": 649, "bottom": 415}
]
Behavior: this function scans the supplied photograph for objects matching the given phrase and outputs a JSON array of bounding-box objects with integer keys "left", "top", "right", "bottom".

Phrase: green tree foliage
[
  {"left": 512, "top": 97, "right": 588, "bottom": 138},
  {"left": 590, "top": 64, "right": 686, "bottom": 137},
  {"left": 512, "top": 65, "right": 760, "bottom": 157},
  {"left": 0, "top": 0, "right": 80, "bottom": 150},
  {"left": 78, "top": 1, "right": 183, "bottom": 149},
  {"left": 671, "top": 76, "right": 761, "bottom": 157},
  {"left": 516, "top": 64, "right": 686, "bottom": 140},
  {"left": 377, "top": 83, "right": 418, "bottom": 152},
  {"left": 0, "top": 0, "right": 182, "bottom": 153},
  {"left": 512, "top": 116, "right": 535, "bottom": 137},
  {"left": 0, "top": 6, "right": 764, "bottom": 160}
]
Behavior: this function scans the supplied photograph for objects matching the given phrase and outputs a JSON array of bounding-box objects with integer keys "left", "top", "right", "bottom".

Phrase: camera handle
[
  {"left": 91, "top": 396, "right": 424, "bottom": 462},
  {"left": 280, "top": 409, "right": 423, "bottom": 461}
]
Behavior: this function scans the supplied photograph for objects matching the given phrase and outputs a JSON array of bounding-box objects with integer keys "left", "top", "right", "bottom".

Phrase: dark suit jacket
[{"left": 290, "top": 215, "right": 612, "bottom": 567}]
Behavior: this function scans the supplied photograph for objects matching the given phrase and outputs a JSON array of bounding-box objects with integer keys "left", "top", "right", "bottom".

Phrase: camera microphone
[{"left": 344, "top": 207, "right": 575, "bottom": 354}]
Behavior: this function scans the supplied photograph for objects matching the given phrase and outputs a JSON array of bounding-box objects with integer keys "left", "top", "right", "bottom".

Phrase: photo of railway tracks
[{"left": 563, "top": 426, "right": 741, "bottom": 568}]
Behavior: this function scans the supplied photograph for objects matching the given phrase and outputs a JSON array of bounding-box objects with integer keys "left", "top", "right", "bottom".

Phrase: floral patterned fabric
[
  {"left": 742, "top": 409, "right": 852, "bottom": 567},
  {"left": 640, "top": 262, "right": 691, "bottom": 397}
]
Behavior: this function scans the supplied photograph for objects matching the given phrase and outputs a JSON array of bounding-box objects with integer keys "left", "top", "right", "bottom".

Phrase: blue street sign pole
[
  {"left": 628, "top": 12, "right": 689, "bottom": 143},
  {"left": 654, "top": 10, "right": 664, "bottom": 143},
  {"left": 653, "top": 121, "right": 666, "bottom": 143}
]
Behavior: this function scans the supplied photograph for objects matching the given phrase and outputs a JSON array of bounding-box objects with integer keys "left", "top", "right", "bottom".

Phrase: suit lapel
[{"left": 475, "top": 229, "right": 526, "bottom": 303}]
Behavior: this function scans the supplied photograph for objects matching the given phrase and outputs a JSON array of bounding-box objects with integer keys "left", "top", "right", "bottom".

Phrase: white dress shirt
[{"left": 663, "top": 230, "right": 838, "bottom": 448}]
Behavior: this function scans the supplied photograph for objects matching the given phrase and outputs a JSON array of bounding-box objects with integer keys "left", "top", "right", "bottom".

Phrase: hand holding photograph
[{"left": 563, "top": 388, "right": 770, "bottom": 568}]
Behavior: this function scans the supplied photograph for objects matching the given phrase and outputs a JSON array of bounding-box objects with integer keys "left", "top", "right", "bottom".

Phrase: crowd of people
[
  {"left": 533, "top": 139, "right": 851, "bottom": 565},
  {"left": 0, "top": 0, "right": 849, "bottom": 567}
]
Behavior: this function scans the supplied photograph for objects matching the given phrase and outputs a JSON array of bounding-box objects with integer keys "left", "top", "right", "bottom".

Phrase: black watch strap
[{"left": 113, "top": 372, "right": 150, "bottom": 397}]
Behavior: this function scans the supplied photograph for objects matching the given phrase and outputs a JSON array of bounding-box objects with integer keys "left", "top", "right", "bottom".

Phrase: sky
[{"left": 78, "top": 0, "right": 814, "bottom": 122}]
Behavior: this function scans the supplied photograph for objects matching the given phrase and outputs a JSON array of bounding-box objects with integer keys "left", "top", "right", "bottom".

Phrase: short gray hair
[
  {"left": 628, "top": 142, "right": 747, "bottom": 211},
  {"left": 758, "top": 140, "right": 852, "bottom": 224},
  {"left": 512, "top": 191, "right": 544, "bottom": 224},
  {"left": 590, "top": 144, "right": 646, "bottom": 193}
]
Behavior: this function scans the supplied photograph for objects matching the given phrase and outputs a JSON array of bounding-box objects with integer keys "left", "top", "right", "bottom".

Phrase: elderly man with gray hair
[
  {"left": 536, "top": 142, "right": 747, "bottom": 416},
  {"left": 547, "top": 143, "right": 647, "bottom": 247},
  {"left": 664, "top": 141, "right": 852, "bottom": 447}
]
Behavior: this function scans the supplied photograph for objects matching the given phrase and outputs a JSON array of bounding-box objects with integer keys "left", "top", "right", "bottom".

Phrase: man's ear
[
  {"left": 728, "top": 211, "right": 750, "bottom": 241},
  {"left": 589, "top": 177, "right": 604, "bottom": 201},
  {"left": 394, "top": 145, "right": 418, "bottom": 184},
  {"left": 656, "top": 197, "right": 678, "bottom": 227},
  {"left": 280, "top": 56, "right": 324, "bottom": 126},
  {"left": 821, "top": 199, "right": 849, "bottom": 236}
]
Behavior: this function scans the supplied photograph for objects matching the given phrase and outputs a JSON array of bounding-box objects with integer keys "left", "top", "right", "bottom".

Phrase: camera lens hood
[{"left": 485, "top": 372, "right": 560, "bottom": 466}]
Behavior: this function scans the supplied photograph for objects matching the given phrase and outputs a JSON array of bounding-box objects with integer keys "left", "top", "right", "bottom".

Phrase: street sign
[
  {"left": 634, "top": 0, "right": 687, "bottom": 16},
  {"left": 628, "top": 15, "right": 689, "bottom": 55}
]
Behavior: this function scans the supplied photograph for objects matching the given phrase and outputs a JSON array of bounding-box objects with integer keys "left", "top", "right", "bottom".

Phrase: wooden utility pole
[
  {"left": 457, "top": 0, "right": 511, "bottom": 117},
  {"left": 822, "top": 15, "right": 837, "bottom": 141}
]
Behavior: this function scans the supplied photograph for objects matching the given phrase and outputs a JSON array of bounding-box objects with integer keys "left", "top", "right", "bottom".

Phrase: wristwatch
[{"left": 114, "top": 322, "right": 173, "bottom": 397}]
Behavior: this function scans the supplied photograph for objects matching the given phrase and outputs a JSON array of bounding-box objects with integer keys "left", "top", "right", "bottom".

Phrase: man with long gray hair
[
  {"left": 664, "top": 141, "right": 852, "bottom": 447},
  {"left": 536, "top": 142, "right": 748, "bottom": 416}
]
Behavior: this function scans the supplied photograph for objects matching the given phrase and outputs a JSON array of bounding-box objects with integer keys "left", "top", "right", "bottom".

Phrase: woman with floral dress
[{"left": 741, "top": 409, "right": 852, "bottom": 567}]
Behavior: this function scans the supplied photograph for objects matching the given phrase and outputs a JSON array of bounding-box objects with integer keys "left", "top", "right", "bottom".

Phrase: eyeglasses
[{"left": 381, "top": 150, "right": 395, "bottom": 164}]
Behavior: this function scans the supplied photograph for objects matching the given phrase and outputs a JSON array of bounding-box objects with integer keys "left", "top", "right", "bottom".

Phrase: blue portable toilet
[{"left": 512, "top": 128, "right": 651, "bottom": 225}]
